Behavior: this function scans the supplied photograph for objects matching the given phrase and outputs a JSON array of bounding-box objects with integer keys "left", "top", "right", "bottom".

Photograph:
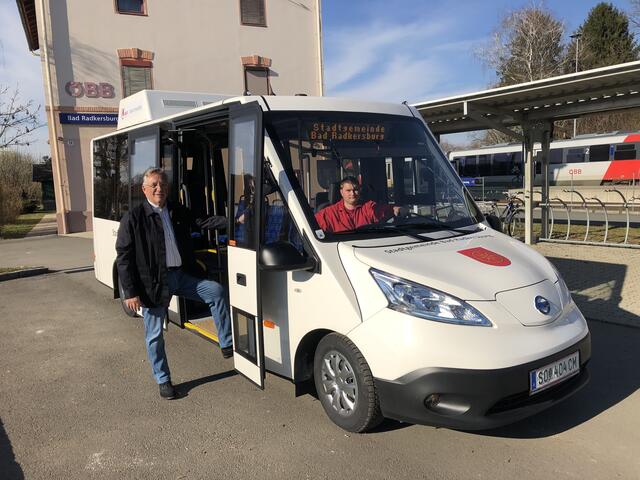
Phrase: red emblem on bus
[{"left": 458, "top": 247, "right": 511, "bottom": 267}]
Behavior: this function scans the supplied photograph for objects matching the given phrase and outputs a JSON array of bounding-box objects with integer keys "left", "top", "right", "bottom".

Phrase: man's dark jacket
[{"left": 115, "top": 201, "right": 224, "bottom": 308}]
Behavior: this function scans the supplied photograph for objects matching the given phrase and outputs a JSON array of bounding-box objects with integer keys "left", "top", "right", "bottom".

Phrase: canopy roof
[
  {"left": 16, "top": 0, "right": 38, "bottom": 51},
  {"left": 412, "top": 61, "right": 640, "bottom": 135}
]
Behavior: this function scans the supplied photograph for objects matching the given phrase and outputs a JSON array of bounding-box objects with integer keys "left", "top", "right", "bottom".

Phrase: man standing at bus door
[
  {"left": 315, "top": 176, "right": 406, "bottom": 233},
  {"left": 116, "top": 167, "right": 233, "bottom": 400}
]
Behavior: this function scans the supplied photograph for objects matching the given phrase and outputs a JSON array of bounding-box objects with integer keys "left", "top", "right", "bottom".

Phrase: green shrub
[{"left": 0, "top": 150, "right": 42, "bottom": 224}]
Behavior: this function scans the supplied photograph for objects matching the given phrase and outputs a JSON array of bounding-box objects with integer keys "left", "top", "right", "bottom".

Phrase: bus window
[
  {"left": 566, "top": 148, "right": 586, "bottom": 163},
  {"left": 230, "top": 118, "right": 258, "bottom": 250},
  {"left": 93, "top": 134, "right": 129, "bottom": 220},
  {"left": 614, "top": 143, "right": 637, "bottom": 160},
  {"left": 492, "top": 153, "right": 511, "bottom": 175},
  {"left": 588, "top": 144, "right": 609, "bottom": 162},
  {"left": 477, "top": 154, "right": 491, "bottom": 176},
  {"left": 129, "top": 132, "right": 159, "bottom": 209},
  {"left": 262, "top": 173, "right": 305, "bottom": 253}
]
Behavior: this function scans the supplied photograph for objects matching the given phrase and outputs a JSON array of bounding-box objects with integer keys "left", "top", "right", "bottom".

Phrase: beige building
[{"left": 17, "top": 0, "right": 324, "bottom": 233}]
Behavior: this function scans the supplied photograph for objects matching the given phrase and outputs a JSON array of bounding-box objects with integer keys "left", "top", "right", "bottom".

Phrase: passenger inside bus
[{"left": 315, "top": 176, "right": 406, "bottom": 233}]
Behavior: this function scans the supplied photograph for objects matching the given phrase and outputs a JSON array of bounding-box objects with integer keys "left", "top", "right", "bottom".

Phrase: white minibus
[{"left": 92, "top": 91, "right": 590, "bottom": 432}]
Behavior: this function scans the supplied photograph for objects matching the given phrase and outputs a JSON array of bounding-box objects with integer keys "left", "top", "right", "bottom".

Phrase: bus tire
[
  {"left": 313, "top": 333, "right": 383, "bottom": 433},
  {"left": 117, "top": 278, "right": 138, "bottom": 318}
]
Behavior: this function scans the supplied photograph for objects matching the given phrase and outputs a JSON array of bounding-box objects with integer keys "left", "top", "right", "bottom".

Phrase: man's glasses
[{"left": 143, "top": 182, "right": 169, "bottom": 190}]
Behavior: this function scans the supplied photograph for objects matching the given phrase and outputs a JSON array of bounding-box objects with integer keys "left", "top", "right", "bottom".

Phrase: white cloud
[
  {"left": 330, "top": 54, "right": 446, "bottom": 103},
  {"left": 323, "top": 12, "right": 494, "bottom": 106},
  {"left": 325, "top": 18, "right": 452, "bottom": 91}
]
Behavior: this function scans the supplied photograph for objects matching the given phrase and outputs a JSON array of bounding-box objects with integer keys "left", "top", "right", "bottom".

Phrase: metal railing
[{"left": 479, "top": 189, "right": 640, "bottom": 248}]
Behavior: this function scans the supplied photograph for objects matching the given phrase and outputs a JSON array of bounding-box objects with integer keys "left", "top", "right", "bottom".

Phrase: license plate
[{"left": 529, "top": 351, "right": 580, "bottom": 395}]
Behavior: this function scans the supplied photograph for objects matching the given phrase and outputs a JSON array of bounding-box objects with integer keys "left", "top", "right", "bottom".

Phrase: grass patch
[
  {"left": 509, "top": 221, "right": 640, "bottom": 245},
  {"left": 0, "top": 267, "right": 25, "bottom": 274},
  {"left": 0, "top": 211, "right": 48, "bottom": 239}
]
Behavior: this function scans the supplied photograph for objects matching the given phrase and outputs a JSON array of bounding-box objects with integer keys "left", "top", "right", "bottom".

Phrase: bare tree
[
  {"left": 0, "top": 86, "right": 42, "bottom": 149},
  {"left": 477, "top": 3, "right": 567, "bottom": 86}
]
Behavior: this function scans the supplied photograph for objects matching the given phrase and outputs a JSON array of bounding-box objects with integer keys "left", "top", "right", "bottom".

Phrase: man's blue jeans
[{"left": 142, "top": 269, "right": 232, "bottom": 384}]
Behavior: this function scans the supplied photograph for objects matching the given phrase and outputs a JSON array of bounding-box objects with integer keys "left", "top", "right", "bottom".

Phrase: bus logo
[{"left": 457, "top": 247, "right": 511, "bottom": 267}]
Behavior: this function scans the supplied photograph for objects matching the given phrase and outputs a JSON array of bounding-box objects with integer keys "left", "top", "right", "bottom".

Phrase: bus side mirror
[
  {"left": 260, "top": 241, "right": 317, "bottom": 272},
  {"left": 485, "top": 214, "right": 502, "bottom": 232}
]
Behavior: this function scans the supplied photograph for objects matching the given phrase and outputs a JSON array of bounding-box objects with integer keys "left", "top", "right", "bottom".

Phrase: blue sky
[{"left": 0, "top": 0, "right": 636, "bottom": 156}]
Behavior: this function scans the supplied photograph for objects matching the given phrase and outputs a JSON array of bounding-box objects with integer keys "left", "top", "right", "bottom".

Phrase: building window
[
  {"left": 118, "top": 48, "right": 154, "bottom": 98},
  {"left": 240, "top": 0, "right": 266, "bottom": 26},
  {"left": 241, "top": 55, "right": 272, "bottom": 95},
  {"left": 244, "top": 68, "right": 271, "bottom": 95},
  {"left": 116, "top": 0, "right": 146, "bottom": 15},
  {"left": 122, "top": 64, "right": 152, "bottom": 97}
]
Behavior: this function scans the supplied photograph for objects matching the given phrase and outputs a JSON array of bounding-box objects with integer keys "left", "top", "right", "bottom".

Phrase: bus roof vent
[
  {"left": 117, "top": 90, "right": 232, "bottom": 130},
  {"left": 162, "top": 99, "right": 198, "bottom": 108}
]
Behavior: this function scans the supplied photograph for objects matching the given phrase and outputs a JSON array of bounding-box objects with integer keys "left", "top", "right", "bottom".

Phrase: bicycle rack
[
  {"left": 563, "top": 190, "right": 589, "bottom": 242},
  {"left": 604, "top": 188, "right": 630, "bottom": 244},
  {"left": 586, "top": 196, "right": 609, "bottom": 243},
  {"left": 539, "top": 200, "right": 559, "bottom": 240},
  {"left": 551, "top": 197, "right": 571, "bottom": 240}
]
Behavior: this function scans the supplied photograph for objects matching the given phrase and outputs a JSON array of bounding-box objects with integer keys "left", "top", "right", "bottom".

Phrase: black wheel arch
[{"left": 293, "top": 328, "right": 333, "bottom": 393}]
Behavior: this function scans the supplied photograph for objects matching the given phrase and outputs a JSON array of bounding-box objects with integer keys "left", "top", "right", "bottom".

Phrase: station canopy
[{"left": 412, "top": 61, "right": 640, "bottom": 136}]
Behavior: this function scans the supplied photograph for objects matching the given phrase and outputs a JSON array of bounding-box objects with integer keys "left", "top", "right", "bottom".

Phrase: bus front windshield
[{"left": 264, "top": 111, "right": 483, "bottom": 240}]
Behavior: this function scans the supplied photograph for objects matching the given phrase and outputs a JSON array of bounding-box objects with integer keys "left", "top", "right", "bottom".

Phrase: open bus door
[{"left": 226, "top": 103, "right": 265, "bottom": 388}]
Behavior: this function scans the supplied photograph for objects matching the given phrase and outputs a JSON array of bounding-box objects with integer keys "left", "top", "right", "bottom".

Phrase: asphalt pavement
[{"left": 0, "top": 234, "right": 639, "bottom": 479}]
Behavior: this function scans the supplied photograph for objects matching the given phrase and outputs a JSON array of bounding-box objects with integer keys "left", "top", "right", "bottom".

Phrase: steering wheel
[{"left": 385, "top": 210, "right": 426, "bottom": 225}]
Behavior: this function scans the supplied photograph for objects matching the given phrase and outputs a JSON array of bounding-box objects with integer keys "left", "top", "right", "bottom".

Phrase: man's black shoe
[
  {"left": 159, "top": 381, "right": 176, "bottom": 399},
  {"left": 221, "top": 346, "right": 233, "bottom": 359}
]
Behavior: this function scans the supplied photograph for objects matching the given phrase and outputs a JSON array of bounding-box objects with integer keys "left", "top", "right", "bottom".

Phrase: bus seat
[
  {"left": 315, "top": 191, "right": 329, "bottom": 212},
  {"left": 265, "top": 204, "right": 285, "bottom": 244}
]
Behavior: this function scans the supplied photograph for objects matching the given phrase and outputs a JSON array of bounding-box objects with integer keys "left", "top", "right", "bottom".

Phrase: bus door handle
[{"left": 236, "top": 273, "right": 246, "bottom": 286}]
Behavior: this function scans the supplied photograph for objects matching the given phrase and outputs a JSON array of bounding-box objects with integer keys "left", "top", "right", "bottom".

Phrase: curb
[{"left": 0, "top": 267, "right": 49, "bottom": 282}]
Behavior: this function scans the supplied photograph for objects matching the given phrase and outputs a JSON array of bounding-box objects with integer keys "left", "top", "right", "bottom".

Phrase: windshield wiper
[
  {"left": 397, "top": 218, "right": 481, "bottom": 234},
  {"left": 349, "top": 223, "right": 434, "bottom": 241}
]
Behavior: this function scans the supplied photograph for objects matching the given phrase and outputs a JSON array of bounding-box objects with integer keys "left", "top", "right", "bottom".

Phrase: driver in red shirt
[{"left": 315, "top": 177, "right": 404, "bottom": 233}]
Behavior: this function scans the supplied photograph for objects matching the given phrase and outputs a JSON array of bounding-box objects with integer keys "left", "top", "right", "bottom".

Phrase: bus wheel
[
  {"left": 313, "top": 333, "right": 383, "bottom": 433},
  {"left": 118, "top": 278, "right": 138, "bottom": 318}
]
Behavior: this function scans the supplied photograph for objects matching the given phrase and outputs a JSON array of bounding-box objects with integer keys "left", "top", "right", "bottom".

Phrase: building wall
[{"left": 35, "top": 0, "right": 323, "bottom": 232}]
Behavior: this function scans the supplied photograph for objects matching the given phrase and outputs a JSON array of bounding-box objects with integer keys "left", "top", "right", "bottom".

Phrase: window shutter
[
  {"left": 122, "top": 66, "right": 152, "bottom": 97},
  {"left": 245, "top": 68, "right": 270, "bottom": 95},
  {"left": 240, "top": 0, "right": 266, "bottom": 26}
]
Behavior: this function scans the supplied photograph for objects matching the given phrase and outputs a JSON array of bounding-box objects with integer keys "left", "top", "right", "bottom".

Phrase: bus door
[{"left": 227, "top": 103, "right": 265, "bottom": 388}]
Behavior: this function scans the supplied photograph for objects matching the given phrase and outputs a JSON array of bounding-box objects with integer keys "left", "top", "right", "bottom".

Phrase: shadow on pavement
[
  {"left": 476, "top": 320, "right": 640, "bottom": 438},
  {"left": 368, "top": 418, "right": 412, "bottom": 434},
  {"left": 546, "top": 256, "right": 639, "bottom": 326},
  {"left": 0, "top": 418, "right": 24, "bottom": 480},
  {"left": 174, "top": 370, "right": 237, "bottom": 398}
]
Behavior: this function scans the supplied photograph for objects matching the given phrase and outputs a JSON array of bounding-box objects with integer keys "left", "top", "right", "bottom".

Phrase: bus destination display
[{"left": 308, "top": 122, "right": 386, "bottom": 142}]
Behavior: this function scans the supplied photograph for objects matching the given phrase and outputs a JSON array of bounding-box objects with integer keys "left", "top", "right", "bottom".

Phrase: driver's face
[{"left": 340, "top": 182, "right": 360, "bottom": 209}]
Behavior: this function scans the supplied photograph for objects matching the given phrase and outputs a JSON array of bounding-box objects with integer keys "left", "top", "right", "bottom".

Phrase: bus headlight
[
  {"left": 370, "top": 269, "right": 492, "bottom": 327},
  {"left": 552, "top": 267, "right": 573, "bottom": 307}
]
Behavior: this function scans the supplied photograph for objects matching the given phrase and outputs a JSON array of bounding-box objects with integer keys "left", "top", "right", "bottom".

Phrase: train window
[
  {"left": 566, "top": 148, "right": 586, "bottom": 163},
  {"left": 492, "top": 153, "right": 511, "bottom": 175},
  {"left": 461, "top": 156, "right": 478, "bottom": 177},
  {"left": 614, "top": 143, "right": 637, "bottom": 160},
  {"left": 550, "top": 149, "right": 562, "bottom": 164},
  {"left": 513, "top": 151, "right": 523, "bottom": 167},
  {"left": 589, "top": 144, "right": 610, "bottom": 162},
  {"left": 478, "top": 154, "right": 491, "bottom": 175}
]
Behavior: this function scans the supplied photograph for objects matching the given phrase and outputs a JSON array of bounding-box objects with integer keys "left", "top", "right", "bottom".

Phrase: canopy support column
[{"left": 522, "top": 121, "right": 553, "bottom": 245}]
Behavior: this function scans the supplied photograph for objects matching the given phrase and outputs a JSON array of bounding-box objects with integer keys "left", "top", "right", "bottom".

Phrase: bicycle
[{"left": 500, "top": 191, "right": 525, "bottom": 238}]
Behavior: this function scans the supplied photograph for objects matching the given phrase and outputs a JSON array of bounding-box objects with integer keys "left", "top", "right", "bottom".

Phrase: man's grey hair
[{"left": 143, "top": 167, "right": 168, "bottom": 184}]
